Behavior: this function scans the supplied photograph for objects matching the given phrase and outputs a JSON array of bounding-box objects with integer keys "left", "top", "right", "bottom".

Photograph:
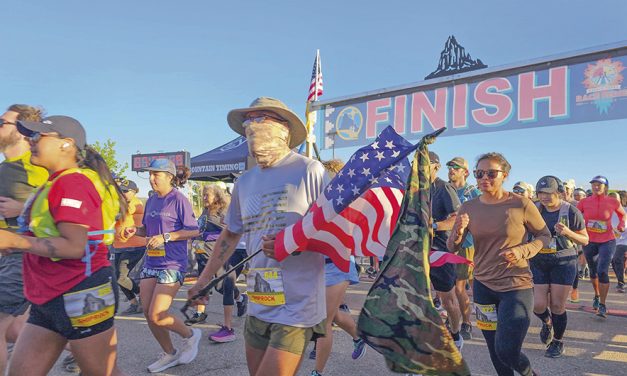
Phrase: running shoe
[
  {"left": 339, "top": 303, "right": 351, "bottom": 313},
  {"left": 597, "top": 304, "right": 607, "bottom": 318},
  {"left": 236, "top": 294, "right": 249, "bottom": 317},
  {"left": 185, "top": 312, "right": 207, "bottom": 325},
  {"left": 122, "top": 303, "right": 143, "bottom": 315},
  {"left": 577, "top": 270, "right": 584, "bottom": 280},
  {"left": 433, "top": 297, "right": 442, "bottom": 310},
  {"left": 460, "top": 323, "right": 473, "bottom": 340},
  {"left": 592, "top": 295, "right": 600, "bottom": 311},
  {"left": 569, "top": 289, "right": 579, "bottom": 303},
  {"left": 209, "top": 325, "right": 236, "bottom": 343},
  {"left": 617, "top": 283, "right": 626, "bottom": 293},
  {"left": 454, "top": 335, "right": 464, "bottom": 351},
  {"left": 545, "top": 340, "right": 564, "bottom": 358},
  {"left": 311, "top": 371, "right": 322, "bottom": 376},
  {"left": 147, "top": 351, "right": 180, "bottom": 373},
  {"left": 179, "top": 328, "right": 201, "bottom": 364},
  {"left": 352, "top": 338, "right": 367, "bottom": 360},
  {"left": 540, "top": 321, "right": 553, "bottom": 345}
]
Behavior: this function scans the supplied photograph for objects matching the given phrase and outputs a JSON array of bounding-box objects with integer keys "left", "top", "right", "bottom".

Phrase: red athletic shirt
[
  {"left": 577, "top": 194, "right": 626, "bottom": 243},
  {"left": 23, "top": 171, "right": 111, "bottom": 305}
]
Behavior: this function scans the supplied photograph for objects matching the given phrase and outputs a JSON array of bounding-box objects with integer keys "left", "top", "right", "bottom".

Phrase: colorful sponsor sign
[
  {"left": 317, "top": 44, "right": 627, "bottom": 149},
  {"left": 131, "top": 151, "right": 190, "bottom": 172}
]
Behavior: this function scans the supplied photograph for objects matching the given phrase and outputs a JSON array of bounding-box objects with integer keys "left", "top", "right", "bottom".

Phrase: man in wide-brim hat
[{"left": 190, "top": 97, "right": 328, "bottom": 376}]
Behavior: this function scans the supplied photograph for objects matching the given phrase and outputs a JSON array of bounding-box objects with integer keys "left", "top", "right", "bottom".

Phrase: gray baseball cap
[
  {"left": 17, "top": 115, "right": 87, "bottom": 149},
  {"left": 143, "top": 158, "right": 176, "bottom": 176}
]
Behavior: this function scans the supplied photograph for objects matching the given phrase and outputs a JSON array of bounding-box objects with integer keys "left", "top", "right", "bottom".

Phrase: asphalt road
[{"left": 41, "top": 272, "right": 627, "bottom": 376}]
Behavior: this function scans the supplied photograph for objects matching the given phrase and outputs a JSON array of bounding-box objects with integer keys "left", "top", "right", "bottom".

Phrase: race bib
[
  {"left": 246, "top": 267, "right": 286, "bottom": 306},
  {"left": 539, "top": 238, "right": 557, "bottom": 254},
  {"left": 475, "top": 303, "right": 498, "bottom": 331},
  {"left": 587, "top": 220, "right": 608, "bottom": 233},
  {"left": 146, "top": 246, "right": 166, "bottom": 257},
  {"left": 63, "top": 282, "right": 115, "bottom": 327}
]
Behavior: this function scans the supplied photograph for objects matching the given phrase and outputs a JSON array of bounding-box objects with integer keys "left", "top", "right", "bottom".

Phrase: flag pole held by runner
[{"left": 181, "top": 248, "right": 263, "bottom": 324}]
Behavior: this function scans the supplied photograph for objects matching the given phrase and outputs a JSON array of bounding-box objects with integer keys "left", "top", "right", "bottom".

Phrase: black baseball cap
[
  {"left": 16, "top": 115, "right": 87, "bottom": 149},
  {"left": 428, "top": 151, "right": 440, "bottom": 164},
  {"left": 536, "top": 176, "right": 561, "bottom": 194},
  {"left": 119, "top": 179, "right": 139, "bottom": 193}
]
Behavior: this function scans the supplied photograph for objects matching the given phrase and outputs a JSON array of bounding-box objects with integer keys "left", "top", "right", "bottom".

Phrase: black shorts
[
  {"left": 530, "top": 253, "right": 577, "bottom": 286},
  {"left": 430, "top": 263, "right": 456, "bottom": 292},
  {"left": 28, "top": 266, "right": 119, "bottom": 340}
]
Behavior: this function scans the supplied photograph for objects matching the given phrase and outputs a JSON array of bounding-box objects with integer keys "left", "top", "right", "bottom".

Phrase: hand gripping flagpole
[{"left": 181, "top": 248, "right": 263, "bottom": 324}]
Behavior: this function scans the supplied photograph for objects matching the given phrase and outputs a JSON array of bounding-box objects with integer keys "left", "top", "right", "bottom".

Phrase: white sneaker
[
  {"left": 178, "top": 328, "right": 201, "bottom": 364},
  {"left": 454, "top": 335, "right": 464, "bottom": 351},
  {"left": 147, "top": 351, "right": 180, "bottom": 373}
]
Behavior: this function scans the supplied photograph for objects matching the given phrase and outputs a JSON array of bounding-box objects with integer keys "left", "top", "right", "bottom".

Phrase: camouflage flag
[{"left": 357, "top": 128, "right": 470, "bottom": 376}]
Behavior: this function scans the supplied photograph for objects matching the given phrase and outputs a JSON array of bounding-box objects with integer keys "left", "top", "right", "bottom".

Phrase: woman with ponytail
[
  {"left": 0, "top": 116, "right": 126, "bottom": 375},
  {"left": 122, "top": 159, "right": 201, "bottom": 373}
]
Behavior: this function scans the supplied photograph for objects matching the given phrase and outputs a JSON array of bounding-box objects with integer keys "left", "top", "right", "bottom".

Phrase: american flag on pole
[
  {"left": 275, "top": 126, "right": 418, "bottom": 272},
  {"left": 307, "top": 49, "right": 323, "bottom": 102}
]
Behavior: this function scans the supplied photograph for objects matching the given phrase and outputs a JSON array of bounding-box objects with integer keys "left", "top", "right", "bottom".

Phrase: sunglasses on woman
[
  {"left": 27, "top": 132, "right": 57, "bottom": 144},
  {"left": 0, "top": 119, "right": 16, "bottom": 127},
  {"left": 473, "top": 169, "right": 504, "bottom": 179},
  {"left": 513, "top": 187, "right": 526, "bottom": 194}
]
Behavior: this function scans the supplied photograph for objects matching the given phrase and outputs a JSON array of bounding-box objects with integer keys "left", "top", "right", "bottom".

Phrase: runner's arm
[
  {"left": 194, "top": 228, "right": 242, "bottom": 289},
  {"left": 615, "top": 205, "right": 626, "bottom": 232},
  {"left": 1, "top": 222, "right": 90, "bottom": 259}
]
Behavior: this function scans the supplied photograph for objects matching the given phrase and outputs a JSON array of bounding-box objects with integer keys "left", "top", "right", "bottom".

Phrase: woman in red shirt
[
  {"left": 577, "top": 176, "right": 626, "bottom": 317},
  {"left": 0, "top": 116, "right": 127, "bottom": 376}
]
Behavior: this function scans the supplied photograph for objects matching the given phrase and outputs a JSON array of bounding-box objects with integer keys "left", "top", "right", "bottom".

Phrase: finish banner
[{"left": 316, "top": 43, "right": 627, "bottom": 149}]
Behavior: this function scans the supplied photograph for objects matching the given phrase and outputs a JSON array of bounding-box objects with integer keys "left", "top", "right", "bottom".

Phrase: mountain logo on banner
[{"left": 425, "top": 35, "right": 487, "bottom": 80}]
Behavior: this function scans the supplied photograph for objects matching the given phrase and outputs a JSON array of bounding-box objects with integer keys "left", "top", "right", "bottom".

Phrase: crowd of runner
[{"left": 0, "top": 102, "right": 625, "bottom": 376}]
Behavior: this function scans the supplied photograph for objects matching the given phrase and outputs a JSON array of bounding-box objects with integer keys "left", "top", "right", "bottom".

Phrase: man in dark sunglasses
[
  {"left": 446, "top": 157, "right": 481, "bottom": 341},
  {"left": 0, "top": 104, "right": 48, "bottom": 375},
  {"left": 428, "top": 151, "right": 464, "bottom": 350}
]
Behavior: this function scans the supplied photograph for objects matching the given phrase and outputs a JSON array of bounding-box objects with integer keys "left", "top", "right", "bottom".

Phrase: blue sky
[{"left": 2, "top": 0, "right": 626, "bottom": 194}]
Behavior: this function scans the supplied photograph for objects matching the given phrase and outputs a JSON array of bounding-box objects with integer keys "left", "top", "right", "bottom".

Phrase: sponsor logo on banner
[
  {"left": 577, "top": 58, "right": 626, "bottom": 113},
  {"left": 335, "top": 106, "right": 363, "bottom": 140}
]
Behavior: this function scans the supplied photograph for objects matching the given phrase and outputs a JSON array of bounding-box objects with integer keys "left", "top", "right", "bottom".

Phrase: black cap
[
  {"left": 428, "top": 151, "right": 440, "bottom": 164},
  {"left": 536, "top": 176, "right": 561, "bottom": 194},
  {"left": 17, "top": 115, "right": 87, "bottom": 149},
  {"left": 119, "top": 179, "right": 139, "bottom": 193}
]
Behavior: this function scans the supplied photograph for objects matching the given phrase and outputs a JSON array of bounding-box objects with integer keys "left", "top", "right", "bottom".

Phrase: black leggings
[
  {"left": 113, "top": 247, "right": 145, "bottom": 301},
  {"left": 612, "top": 245, "right": 626, "bottom": 285},
  {"left": 474, "top": 280, "right": 534, "bottom": 376}
]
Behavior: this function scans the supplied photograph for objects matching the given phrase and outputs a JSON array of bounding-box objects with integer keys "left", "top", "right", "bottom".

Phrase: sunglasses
[
  {"left": 28, "top": 132, "right": 57, "bottom": 144},
  {"left": 243, "top": 115, "right": 287, "bottom": 127},
  {"left": 513, "top": 188, "right": 526, "bottom": 194},
  {"left": 0, "top": 119, "right": 16, "bottom": 127},
  {"left": 448, "top": 164, "right": 465, "bottom": 170},
  {"left": 473, "top": 169, "right": 504, "bottom": 179}
]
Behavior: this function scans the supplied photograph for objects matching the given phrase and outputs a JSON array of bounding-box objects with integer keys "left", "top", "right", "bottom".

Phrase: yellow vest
[{"left": 28, "top": 168, "right": 120, "bottom": 261}]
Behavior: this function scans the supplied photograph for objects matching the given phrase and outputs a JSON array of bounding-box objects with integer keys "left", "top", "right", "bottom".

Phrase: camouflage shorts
[{"left": 140, "top": 268, "right": 185, "bottom": 285}]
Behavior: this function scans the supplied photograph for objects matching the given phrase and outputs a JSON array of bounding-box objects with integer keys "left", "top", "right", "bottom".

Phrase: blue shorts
[
  {"left": 325, "top": 257, "right": 359, "bottom": 287},
  {"left": 530, "top": 253, "right": 577, "bottom": 285},
  {"left": 140, "top": 268, "right": 185, "bottom": 285}
]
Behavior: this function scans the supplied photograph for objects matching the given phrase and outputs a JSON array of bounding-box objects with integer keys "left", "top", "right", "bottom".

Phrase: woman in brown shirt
[{"left": 448, "top": 152, "right": 550, "bottom": 376}]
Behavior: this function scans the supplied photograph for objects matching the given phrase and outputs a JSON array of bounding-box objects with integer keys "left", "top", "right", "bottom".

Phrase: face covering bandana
[{"left": 245, "top": 122, "right": 291, "bottom": 168}]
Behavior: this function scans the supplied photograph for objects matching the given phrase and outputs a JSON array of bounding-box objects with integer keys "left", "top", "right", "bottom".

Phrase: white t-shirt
[
  {"left": 226, "top": 152, "right": 328, "bottom": 327},
  {"left": 612, "top": 207, "right": 627, "bottom": 246}
]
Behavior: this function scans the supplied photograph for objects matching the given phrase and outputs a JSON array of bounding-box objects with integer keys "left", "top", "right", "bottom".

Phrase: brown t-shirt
[{"left": 449, "top": 193, "right": 550, "bottom": 292}]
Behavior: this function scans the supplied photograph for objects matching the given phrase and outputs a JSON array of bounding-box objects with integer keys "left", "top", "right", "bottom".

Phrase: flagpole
[{"left": 306, "top": 49, "right": 320, "bottom": 159}]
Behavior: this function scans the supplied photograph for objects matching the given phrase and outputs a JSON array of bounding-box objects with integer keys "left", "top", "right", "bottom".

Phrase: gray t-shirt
[{"left": 225, "top": 152, "right": 328, "bottom": 327}]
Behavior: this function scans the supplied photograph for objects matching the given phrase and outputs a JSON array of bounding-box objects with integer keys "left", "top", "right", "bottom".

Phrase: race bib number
[
  {"left": 539, "top": 238, "right": 557, "bottom": 254},
  {"left": 146, "top": 248, "right": 166, "bottom": 257},
  {"left": 587, "top": 220, "right": 608, "bottom": 234},
  {"left": 63, "top": 282, "right": 115, "bottom": 327},
  {"left": 475, "top": 303, "right": 498, "bottom": 331},
  {"left": 246, "top": 268, "right": 286, "bottom": 306}
]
